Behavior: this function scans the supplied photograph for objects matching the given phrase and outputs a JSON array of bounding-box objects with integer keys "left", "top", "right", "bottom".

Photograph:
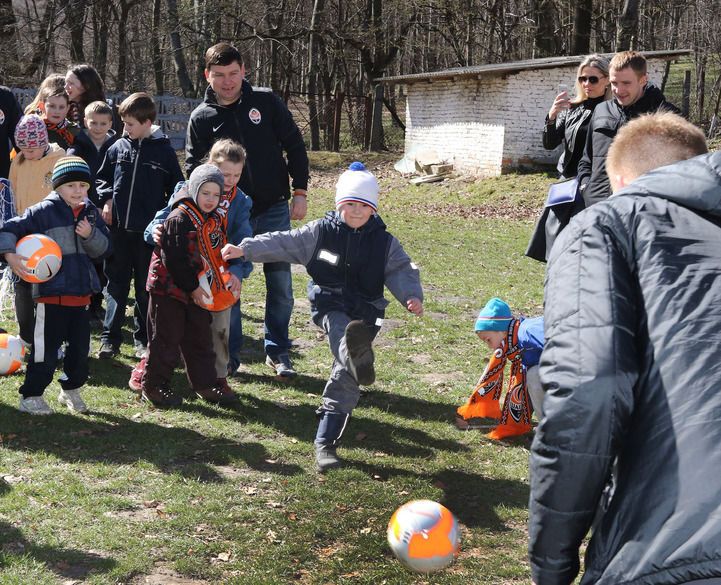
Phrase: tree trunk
[
  {"left": 166, "top": 0, "right": 195, "bottom": 97},
  {"left": 0, "top": 0, "right": 19, "bottom": 77},
  {"left": 152, "top": 0, "right": 164, "bottom": 94},
  {"left": 572, "top": 0, "right": 593, "bottom": 55},
  {"left": 92, "top": 0, "right": 110, "bottom": 81},
  {"left": 23, "top": 0, "right": 56, "bottom": 77},
  {"left": 617, "top": 0, "right": 640, "bottom": 51},
  {"left": 67, "top": 0, "right": 86, "bottom": 63},
  {"left": 532, "top": 0, "right": 558, "bottom": 57},
  {"left": 307, "top": 0, "right": 325, "bottom": 151}
]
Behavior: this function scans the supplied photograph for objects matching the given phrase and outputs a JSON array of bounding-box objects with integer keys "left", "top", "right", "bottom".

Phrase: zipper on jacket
[{"left": 124, "top": 137, "right": 143, "bottom": 229}]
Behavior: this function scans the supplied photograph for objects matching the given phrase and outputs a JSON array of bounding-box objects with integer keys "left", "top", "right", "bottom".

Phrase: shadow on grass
[
  {"left": 0, "top": 404, "right": 303, "bottom": 481},
  {"left": 0, "top": 490, "right": 118, "bottom": 580}
]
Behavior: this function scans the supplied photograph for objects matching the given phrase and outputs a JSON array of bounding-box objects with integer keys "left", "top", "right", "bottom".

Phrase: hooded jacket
[
  {"left": 96, "top": 126, "right": 184, "bottom": 232},
  {"left": 543, "top": 95, "right": 606, "bottom": 179},
  {"left": 68, "top": 129, "right": 119, "bottom": 206},
  {"left": 576, "top": 84, "right": 679, "bottom": 207},
  {"left": 185, "top": 82, "right": 309, "bottom": 218},
  {"left": 529, "top": 152, "right": 721, "bottom": 585},
  {"left": 0, "top": 88, "right": 22, "bottom": 180}
]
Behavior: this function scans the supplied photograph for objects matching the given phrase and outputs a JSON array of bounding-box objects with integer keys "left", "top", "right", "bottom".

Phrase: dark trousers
[
  {"left": 14, "top": 278, "right": 35, "bottom": 345},
  {"left": 141, "top": 293, "right": 216, "bottom": 392},
  {"left": 102, "top": 229, "right": 152, "bottom": 348},
  {"left": 20, "top": 303, "right": 90, "bottom": 398}
]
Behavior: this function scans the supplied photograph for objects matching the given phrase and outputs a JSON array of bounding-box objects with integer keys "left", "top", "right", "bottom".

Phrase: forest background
[{"left": 1, "top": 0, "right": 721, "bottom": 152}]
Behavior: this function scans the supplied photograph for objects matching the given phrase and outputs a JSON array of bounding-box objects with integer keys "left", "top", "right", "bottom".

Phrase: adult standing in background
[
  {"left": 186, "top": 42, "right": 309, "bottom": 379},
  {"left": 543, "top": 54, "right": 610, "bottom": 180},
  {"left": 0, "top": 87, "right": 22, "bottom": 179},
  {"left": 65, "top": 64, "right": 120, "bottom": 131}
]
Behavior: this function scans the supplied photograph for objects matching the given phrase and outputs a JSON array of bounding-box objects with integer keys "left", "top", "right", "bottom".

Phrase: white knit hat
[{"left": 335, "top": 162, "right": 379, "bottom": 211}]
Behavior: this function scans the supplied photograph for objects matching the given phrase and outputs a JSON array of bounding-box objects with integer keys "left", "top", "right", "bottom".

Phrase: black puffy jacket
[
  {"left": 542, "top": 95, "right": 606, "bottom": 179},
  {"left": 576, "top": 84, "right": 679, "bottom": 207},
  {"left": 529, "top": 152, "right": 721, "bottom": 585}
]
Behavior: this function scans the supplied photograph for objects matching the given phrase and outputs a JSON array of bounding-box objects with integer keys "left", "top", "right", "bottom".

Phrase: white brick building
[{"left": 379, "top": 51, "right": 690, "bottom": 176}]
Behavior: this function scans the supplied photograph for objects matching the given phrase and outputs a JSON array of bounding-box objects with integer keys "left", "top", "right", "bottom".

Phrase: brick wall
[{"left": 403, "top": 61, "right": 668, "bottom": 176}]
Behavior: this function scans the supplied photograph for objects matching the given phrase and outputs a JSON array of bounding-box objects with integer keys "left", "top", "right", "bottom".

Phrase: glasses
[{"left": 578, "top": 75, "right": 602, "bottom": 84}]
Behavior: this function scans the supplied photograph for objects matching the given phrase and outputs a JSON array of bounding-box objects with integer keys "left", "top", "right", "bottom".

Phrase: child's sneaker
[
  {"left": 196, "top": 382, "right": 240, "bottom": 406},
  {"left": 129, "top": 358, "right": 145, "bottom": 393},
  {"left": 19, "top": 395, "right": 53, "bottom": 415},
  {"left": 141, "top": 386, "right": 183, "bottom": 408},
  {"left": 344, "top": 320, "right": 375, "bottom": 385},
  {"left": 315, "top": 445, "right": 342, "bottom": 473},
  {"left": 58, "top": 389, "right": 88, "bottom": 413}
]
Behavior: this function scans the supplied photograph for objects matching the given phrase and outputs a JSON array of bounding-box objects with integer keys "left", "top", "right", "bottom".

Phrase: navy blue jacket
[
  {"left": 68, "top": 129, "right": 119, "bottom": 206},
  {"left": 96, "top": 127, "right": 184, "bottom": 232},
  {"left": 0, "top": 88, "right": 22, "bottom": 179},
  {"left": 185, "top": 82, "right": 309, "bottom": 217},
  {"left": 0, "top": 193, "right": 111, "bottom": 298}
]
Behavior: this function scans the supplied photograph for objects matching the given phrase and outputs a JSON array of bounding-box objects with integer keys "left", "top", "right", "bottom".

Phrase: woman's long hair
[{"left": 571, "top": 54, "right": 611, "bottom": 105}]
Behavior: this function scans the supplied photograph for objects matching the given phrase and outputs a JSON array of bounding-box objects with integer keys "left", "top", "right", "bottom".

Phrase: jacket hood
[
  {"left": 615, "top": 151, "right": 721, "bottom": 217},
  {"left": 122, "top": 125, "right": 169, "bottom": 143},
  {"left": 616, "top": 83, "right": 666, "bottom": 114}
]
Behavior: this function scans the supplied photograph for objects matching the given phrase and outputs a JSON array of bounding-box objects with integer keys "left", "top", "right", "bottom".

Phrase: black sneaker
[
  {"left": 141, "top": 385, "right": 183, "bottom": 408},
  {"left": 97, "top": 342, "right": 118, "bottom": 359},
  {"left": 344, "top": 320, "right": 375, "bottom": 385},
  {"left": 315, "top": 444, "right": 342, "bottom": 473}
]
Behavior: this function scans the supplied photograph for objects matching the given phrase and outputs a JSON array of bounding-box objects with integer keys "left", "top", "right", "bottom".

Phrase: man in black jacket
[
  {"left": 186, "top": 43, "right": 309, "bottom": 378},
  {"left": 0, "top": 87, "right": 22, "bottom": 179},
  {"left": 529, "top": 114, "right": 721, "bottom": 585},
  {"left": 576, "top": 51, "right": 679, "bottom": 207}
]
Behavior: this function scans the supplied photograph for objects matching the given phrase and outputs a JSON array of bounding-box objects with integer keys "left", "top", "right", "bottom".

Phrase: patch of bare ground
[
  {"left": 421, "top": 200, "right": 538, "bottom": 220},
  {"left": 133, "top": 563, "right": 210, "bottom": 584},
  {"left": 421, "top": 371, "right": 466, "bottom": 386}
]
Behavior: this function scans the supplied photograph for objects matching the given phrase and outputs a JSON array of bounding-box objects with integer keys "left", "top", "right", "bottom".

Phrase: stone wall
[{"left": 403, "top": 61, "right": 668, "bottom": 176}]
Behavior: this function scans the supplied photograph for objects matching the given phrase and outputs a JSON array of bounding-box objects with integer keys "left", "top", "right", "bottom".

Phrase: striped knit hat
[
  {"left": 474, "top": 298, "right": 513, "bottom": 332},
  {"left": 14, "top": 114, "right": 49, "bottom": 150},
  {"left": 52, "top": 156, "right": 91, "bottom": 189},
  {"left": 335, "top": 162, "right": 379, "bottom": 211}
]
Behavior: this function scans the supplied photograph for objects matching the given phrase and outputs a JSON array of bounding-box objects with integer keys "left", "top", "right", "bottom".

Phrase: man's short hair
[
  {"left": 205, "top": 43, "right": 243, "bottom": 69},
  {"left": 84, "top": 100, "right": 113, "bottom": 118},
  {"left": 610, "top": 51, "right": 647, "bottom": 77},
  {"left": 607, "top": 112, "right": 707, "bottom": 188},
  {"left": 118, "top": 92, "right": 156, "bottom": 123}
]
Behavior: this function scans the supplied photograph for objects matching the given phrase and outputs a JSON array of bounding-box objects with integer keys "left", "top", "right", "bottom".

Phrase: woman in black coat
[{"left": 543, "top": 54, "right": 611, "bottom": 179}]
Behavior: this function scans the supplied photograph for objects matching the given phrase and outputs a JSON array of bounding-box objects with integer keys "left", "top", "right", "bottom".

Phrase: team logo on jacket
[
  {"left": 0, "top": 109, "right": 5, "bottom": 125},
  {"left": 248, "top": 108, "right": 262, "bottom": 124}
]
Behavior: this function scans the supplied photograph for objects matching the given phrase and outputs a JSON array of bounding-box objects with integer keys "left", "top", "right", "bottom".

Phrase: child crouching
[
  {"left": 0, "top": 156, "right": 111, "bottom": 414},
  {"left": 141, "top": 164, "right": 239, "bottom": 408},
  {"left": 223, "top": 162, "right": 423, "bottom": 472}
]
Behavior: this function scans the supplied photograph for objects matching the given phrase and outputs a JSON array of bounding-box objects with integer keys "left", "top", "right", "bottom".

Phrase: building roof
[{"left": 376, "top": 50, "right": 691, "bottom": 84}]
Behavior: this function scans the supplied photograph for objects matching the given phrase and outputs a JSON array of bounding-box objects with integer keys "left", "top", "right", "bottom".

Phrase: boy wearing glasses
[{"left": 576, "top": 51, "right": 679, "bottom": 207}]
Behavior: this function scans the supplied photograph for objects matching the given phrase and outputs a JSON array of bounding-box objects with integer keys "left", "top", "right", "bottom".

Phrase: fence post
[
  {"left": 363, "top": 95, "right": 373, "bottom": 150},
  {"left": 333, "top": 92, "right": 345, "bottom": 152},
  {"left": 682, "top": 69, "right": 691, "bottom": 118}
]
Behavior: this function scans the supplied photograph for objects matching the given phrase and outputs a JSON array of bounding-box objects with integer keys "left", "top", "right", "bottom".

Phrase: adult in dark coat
[
  {"left": 529, "top": 140, "right": 721, "bottom": 585},
  {"left": 576, "top": 51, "right": 679, "bottom": 207},
  {"left": 0, "top": 87, "right": 22, "bottom": 179}
]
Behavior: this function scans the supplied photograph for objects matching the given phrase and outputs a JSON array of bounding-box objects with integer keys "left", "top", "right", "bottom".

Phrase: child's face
[
  {"left": 44, "top": 95, "right": 70, "bottom": 125},
  {"left": 216, "top": 160, "right": 243, "bottom": 192},
  {"left": 122, "top": 116, "right": 152, "bottom": 140},
  {"left": 64, "top": 72, "right": 84, "bottom": 101},
  {"left": 57, "top": 181, "right": 90, "bottom": 208},
  {"left": 338, "top": 201, "right": 374, "bottom": 229},
  {"left": 21, "top": 147, "right": 46, "bottom": 161},
  {"left": 85, "top": 113, "right": 113, "bottom": 140},
  {"left": 197, "top": 182, "right": 221, "bottom": 213},
  {"left": 476, "top": 330, "right": 506, "bottom": 351}
]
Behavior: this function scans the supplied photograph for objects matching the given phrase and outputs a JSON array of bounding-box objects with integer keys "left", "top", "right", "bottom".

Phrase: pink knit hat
[{"left": 14, "top": 114, "right": 49, "bottom": 150}]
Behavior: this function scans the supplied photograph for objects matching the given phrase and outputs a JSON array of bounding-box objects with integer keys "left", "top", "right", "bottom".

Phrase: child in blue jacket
[{"left": 0, "top": 156, "right": 111, "bottom": 414}]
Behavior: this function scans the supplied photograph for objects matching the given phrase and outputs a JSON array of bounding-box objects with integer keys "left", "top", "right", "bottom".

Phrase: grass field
[{"left": 0, "top": 154, "right": 552, "bottom": 584}]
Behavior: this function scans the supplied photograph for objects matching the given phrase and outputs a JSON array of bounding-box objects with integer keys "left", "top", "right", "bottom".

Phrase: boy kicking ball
[{"left": 222, "top": 162, "right": 423, "bottom": 472}]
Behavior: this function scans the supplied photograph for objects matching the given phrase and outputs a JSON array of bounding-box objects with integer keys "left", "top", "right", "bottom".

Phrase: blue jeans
[{"left": 248, "top": 200, "right": 294, "bottom": 360}]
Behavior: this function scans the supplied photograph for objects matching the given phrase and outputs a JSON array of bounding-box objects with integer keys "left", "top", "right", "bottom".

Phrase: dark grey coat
[{"left": 529, "top": 152, "right": 721, "bottom": 585}]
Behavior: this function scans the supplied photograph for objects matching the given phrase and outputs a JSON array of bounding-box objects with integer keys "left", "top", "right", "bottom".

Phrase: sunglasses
[{"left": 578, "top": 75, "right": 602, "bottom": 84}]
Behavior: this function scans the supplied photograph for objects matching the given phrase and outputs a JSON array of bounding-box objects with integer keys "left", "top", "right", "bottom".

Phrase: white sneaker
[
  {"left": 58, "top": 389, "right": 88, "bottom": 413},
  {"left": 19, "top": 396, "right": 53, "bottom": 415}
]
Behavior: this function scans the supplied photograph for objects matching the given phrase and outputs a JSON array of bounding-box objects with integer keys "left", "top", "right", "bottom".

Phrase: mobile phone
[{"left": 558, "top": 83, "right": 570, "bottom": 97}]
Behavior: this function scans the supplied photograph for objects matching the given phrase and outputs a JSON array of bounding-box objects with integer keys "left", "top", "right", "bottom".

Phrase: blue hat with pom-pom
[
  {"left": 335, "top": 161, "right": 380, "bottom": 211},
  {"left": 474, "top": 298, "right": 513, "bottom": 332}
]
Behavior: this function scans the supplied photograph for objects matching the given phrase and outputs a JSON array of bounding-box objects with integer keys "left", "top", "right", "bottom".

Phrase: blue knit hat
[
  {"left": 474, "top": 298, "right": 512, "bottom": 332},
  {"left": 52, "top": 156, "right": 91, "bottom": 189}
]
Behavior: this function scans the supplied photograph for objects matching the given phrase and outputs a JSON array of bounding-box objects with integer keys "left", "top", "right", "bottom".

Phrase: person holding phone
[{"left": 543, "top": 54, "right": 611, "bottom": 179}]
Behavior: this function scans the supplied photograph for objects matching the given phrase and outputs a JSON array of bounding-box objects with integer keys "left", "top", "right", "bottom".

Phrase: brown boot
[
  {"left": 141, "top": 385, "right": 183, "bottom": 407},
  {"left": 196, "top": 380, "right": 239, "bottom": 406}
]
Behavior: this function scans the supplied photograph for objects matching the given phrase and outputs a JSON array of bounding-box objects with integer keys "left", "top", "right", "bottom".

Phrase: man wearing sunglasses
[{"left": 576, "top": 51, "right": 680, "bottom": 207}]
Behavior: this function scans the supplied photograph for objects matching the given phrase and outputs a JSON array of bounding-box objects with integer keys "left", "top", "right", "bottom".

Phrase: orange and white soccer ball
[
  {"left": 16, "top": 234, "right": 62, "bottom": 283},
  {"left": 387, "top": 499, "right": 460, "bottom": 573},
  {"left": 0, "top": 334, "right": 25, "bottom": 375}
]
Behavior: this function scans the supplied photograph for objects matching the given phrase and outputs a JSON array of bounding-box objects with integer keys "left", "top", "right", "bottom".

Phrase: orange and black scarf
[
  {"left": 43, "top": 117, "right": 76, "bottom": 146},
  {"left": 456, "top": 319, "right": 533, "bottom": 439}
]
